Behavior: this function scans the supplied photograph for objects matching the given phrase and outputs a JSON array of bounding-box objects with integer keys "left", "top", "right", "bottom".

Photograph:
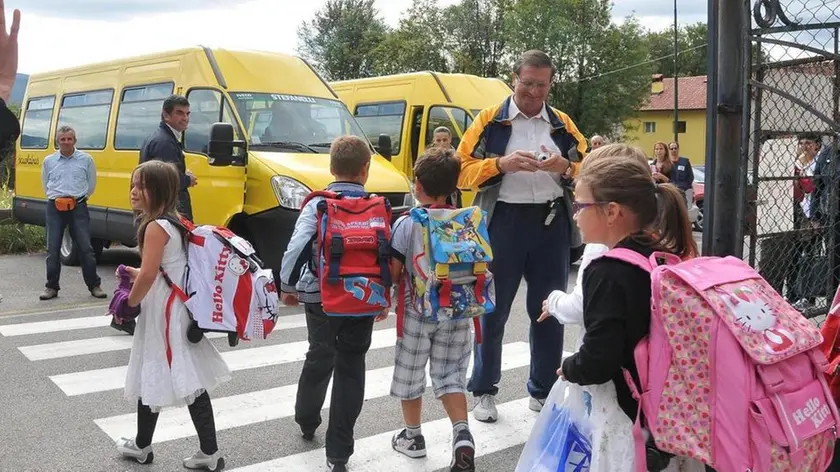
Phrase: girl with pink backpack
[
  {"left": 557, "top": 148, "right": 701, "bottom": 471},
  {"left": 540, "top": 144, "right": 704, "bottom": 471},
  {"left": 561, "top": 145, "right": 839, "bottom": 472}
]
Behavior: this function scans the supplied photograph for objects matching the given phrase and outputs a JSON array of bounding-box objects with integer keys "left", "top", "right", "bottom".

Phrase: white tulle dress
[{"left": 124, "top": 219, "right": 231, "bottom": 412}]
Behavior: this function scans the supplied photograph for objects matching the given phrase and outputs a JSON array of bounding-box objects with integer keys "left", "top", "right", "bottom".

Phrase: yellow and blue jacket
[{"left": 456, "top": 96, "right": 588, "bottom": 225}]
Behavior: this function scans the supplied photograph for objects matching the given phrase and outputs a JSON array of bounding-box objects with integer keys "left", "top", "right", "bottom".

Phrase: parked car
[{"left": 693, "top": 165, "right": 705, "bottom": 231}]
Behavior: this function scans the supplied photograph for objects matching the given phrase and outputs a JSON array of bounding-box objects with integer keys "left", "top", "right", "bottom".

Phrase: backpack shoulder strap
[
  {"left": 301, "top": 190, "right": 340, "bottom": 209},
  {"left": 602, "top": 248, "right": 653, "bottom": 273},
  {"left": 157, "top": 215, "right": 193, "bottom": 298}
]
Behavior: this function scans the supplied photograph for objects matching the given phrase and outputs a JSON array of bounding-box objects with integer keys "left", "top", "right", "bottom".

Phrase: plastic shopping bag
[{"left": 516, "top": 379, "right": 593, "bottom": 472}]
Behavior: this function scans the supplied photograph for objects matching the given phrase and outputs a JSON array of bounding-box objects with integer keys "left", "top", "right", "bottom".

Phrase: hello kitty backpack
[{"left": 604, "top": 248, "right": 840, "bottom": 472}]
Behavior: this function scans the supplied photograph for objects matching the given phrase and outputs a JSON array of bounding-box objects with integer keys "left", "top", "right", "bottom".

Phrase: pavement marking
[
  {"left": 51, "top": 328, "right": 399, "bottom": 396},
  {"left": 0, "top": 312, "right": 113, "bottom": 336},
  {"left": 0, "top": 310, "right": 307, "bottom": 337},
  {"left": 229, "top": 397, "right": 536, "bottom": 472},
  {"left": 95, "top": 342, "right": 538, "bottom": 444},
  {"left": 18, "top": 314, "right": 308, "bottom": 361},
  {"left": 0, "top": 302, "right": 110, "bottom": 320}
]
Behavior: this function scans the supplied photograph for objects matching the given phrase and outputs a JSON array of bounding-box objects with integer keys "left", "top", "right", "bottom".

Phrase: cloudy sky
[{"left": 11, "top": 0, "right": 707, "bottom": 75}]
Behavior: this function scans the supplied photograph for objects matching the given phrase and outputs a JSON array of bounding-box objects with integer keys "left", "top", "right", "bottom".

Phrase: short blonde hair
[
  {"left": 583, "top": 143, "right": 650, "bottom": 173},
  {"left": 330, "top": 136, "right": 371, "bottom": 177}
]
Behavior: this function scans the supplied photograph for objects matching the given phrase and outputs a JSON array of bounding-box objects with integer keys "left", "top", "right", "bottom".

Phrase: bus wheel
[{"left": 60, "top": 230, "right": 105, "bottom": 266}]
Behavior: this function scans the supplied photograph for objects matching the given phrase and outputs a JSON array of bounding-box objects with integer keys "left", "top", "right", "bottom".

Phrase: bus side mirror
[
  {"left": 208, "top": 123, "right": 247, "bottom": 167},
  {"left": 376, "top": 134, "right": 393, "bottom": 161}
]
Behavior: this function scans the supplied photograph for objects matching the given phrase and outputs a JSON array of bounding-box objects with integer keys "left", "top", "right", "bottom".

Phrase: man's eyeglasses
[
  {"left": 572, "top": 201, "right": 607, "bottom": 214},
  {"left": 669, "top": 146, "right": 678, "bottom": 151},
  {"left": 514, "top": 75, "right": 551, "bottom": 90}
]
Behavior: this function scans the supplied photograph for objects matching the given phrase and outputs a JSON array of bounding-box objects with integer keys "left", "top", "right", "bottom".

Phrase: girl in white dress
[{"left": 113, "top": 161, "right": 231, "bottom": 471}]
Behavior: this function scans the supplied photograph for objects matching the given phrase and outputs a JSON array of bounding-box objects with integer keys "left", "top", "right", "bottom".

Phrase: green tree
[
  {"left": 371, "top": 0, "right": 450, "bottom": 75},
  {"left": 505, "top": 0, "right": 652, "bottom": 139},
  {"left": 296, "top": 0, "right": 389, "bottom": 81},
  {"left": 443, "top": 0, "right": 511, "bottom": 77},
  {"left": 646, "top": 22, "right": 709, "bottom": 77}
]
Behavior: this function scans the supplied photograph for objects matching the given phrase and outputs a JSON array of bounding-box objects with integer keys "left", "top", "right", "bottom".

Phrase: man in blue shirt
[
  {"left": 667, "top": 142, "right": 695, "bottom": 192},
  {"left": 40, "top": 126, "right": 105, "bottom": 301}
]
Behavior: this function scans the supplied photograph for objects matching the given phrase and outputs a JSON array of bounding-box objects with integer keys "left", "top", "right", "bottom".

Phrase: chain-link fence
[{"left": 743, "top": 0, "right": 840, "bottom": 322}]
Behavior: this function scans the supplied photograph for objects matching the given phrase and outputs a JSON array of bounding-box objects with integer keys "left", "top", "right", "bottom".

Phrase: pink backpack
[{"left": 605, "top": 248, "right": 840, "bottom": 472}]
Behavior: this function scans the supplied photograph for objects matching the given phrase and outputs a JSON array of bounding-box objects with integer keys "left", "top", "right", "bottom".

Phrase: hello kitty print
[{"left": 712, "top": 281, "right": 822, "bottom": 364}]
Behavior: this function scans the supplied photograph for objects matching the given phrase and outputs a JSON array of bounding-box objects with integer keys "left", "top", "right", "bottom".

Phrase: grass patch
[
  {"left": 0, "top": 183, "right": 47, "bottom": 254},
  {"left": 0, "top": 183, "right": 10, "bottom": 209}
]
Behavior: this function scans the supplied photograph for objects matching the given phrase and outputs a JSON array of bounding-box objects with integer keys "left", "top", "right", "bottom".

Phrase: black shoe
[
  {"left": 326, "top": 459, "right": 347, "bottom": 471},
  {"left": 392, "top": 428, "right": 426, "bottom": 458},
  {"left": 450, "top": 429, "right": 475, "bottom": 471},
  {"left": 111, "top": 318, "right": 135, "bottom": 336},
  {"left": 301, "top": 427, "right": 315, "bottom": 441}
]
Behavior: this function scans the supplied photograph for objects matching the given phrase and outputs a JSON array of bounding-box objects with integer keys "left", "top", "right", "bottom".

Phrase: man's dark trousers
[
  {"left": 295, "top": 303, "right": 375, "bottom": 464},
  {"left": 45, "top": 201, "right": 101, "bottom": 291},
  {"left": 468, "top": 201, "right": 570, "bottom": 399},
  {"left": 178, "top": 189, "right": 193, "bottom": 222}
]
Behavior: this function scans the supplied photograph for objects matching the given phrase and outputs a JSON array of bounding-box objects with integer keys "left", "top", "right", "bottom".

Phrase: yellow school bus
[
  {"left": 331, "top": 72, "right": 512, "bottom": 204},
  {"left": 15, "top": 46, "right": 412, "bottom": 273}
]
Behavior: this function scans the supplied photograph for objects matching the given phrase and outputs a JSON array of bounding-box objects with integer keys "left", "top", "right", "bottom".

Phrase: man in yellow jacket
[{"left": 457, "top": 50, "right": 587, "bottom": 422}]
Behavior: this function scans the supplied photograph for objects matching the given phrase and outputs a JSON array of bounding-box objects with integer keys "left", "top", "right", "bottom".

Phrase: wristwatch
[{"left": 495, "top": 157, "right": 503, "bottom": 174}]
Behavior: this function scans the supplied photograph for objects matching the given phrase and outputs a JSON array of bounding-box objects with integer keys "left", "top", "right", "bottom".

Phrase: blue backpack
[{"left": 397, "top": 205, "right": 495, "bottom": 341}]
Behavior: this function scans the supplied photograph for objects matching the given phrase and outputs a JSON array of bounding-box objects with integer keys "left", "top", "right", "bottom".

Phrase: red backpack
[
  {"left": 820, "top": 284, "right": 840, "bottom": 402},
  {"left": 302, "top": 190, "right": 393, "bottom": 316}
]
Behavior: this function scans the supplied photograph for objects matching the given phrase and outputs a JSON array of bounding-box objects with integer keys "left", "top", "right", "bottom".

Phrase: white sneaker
[
  {"left": 183, "top": 450, "right": 225, "bottom": 471},
  {"left": 116, "top": 437, "right": 154, "bottom": 464},
  {"left": 473, "top": 394, "right": 498, "bottom": 423},
  {"left": 529, "top": 397, "right": 545, "bottom": 412}
]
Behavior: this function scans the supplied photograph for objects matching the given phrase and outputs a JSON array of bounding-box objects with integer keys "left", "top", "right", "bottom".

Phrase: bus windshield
[{"left": 231, "top": 92, "right": 369, "bottom": 152}]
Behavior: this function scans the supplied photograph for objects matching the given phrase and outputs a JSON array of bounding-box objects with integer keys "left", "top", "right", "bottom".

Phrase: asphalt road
[{"left": 0, "top": 247, "right": 582, "bottom": 472}]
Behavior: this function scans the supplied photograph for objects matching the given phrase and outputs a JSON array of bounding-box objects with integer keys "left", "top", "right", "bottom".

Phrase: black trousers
[
  {"left": 295, "top": 303, "right": 375, "bottom": 464},
  {"left": 135, "top": 391, "right": 217, "bottom": 454}
]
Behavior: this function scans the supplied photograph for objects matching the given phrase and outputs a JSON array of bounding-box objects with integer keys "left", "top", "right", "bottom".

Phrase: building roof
[{"left": 642, "top": 75, "right": 708, "bottom": 111}]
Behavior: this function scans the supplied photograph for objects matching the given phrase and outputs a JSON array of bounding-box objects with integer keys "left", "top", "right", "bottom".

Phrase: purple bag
[{"left": 109, "top": 265, "right": 140, "bottom": 320}]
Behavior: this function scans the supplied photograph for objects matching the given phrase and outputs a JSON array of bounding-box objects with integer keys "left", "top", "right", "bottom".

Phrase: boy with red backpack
[{"left": 279, "top": 136, "right": 391, "bottom": 472}]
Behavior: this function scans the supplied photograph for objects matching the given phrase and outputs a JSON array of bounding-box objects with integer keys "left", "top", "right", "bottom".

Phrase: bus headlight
[{"left": 271, "top": 176, "right": 311, "bottom": 210}]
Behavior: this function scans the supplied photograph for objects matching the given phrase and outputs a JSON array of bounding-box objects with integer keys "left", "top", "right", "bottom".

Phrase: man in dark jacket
[{"left": 139, "top": 95, "right": 197, "bottom": 220}]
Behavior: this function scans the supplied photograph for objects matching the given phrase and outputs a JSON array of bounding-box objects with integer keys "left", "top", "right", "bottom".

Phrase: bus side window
[{"left": 410, "top": 106, "right": 424, "bottom": 165}]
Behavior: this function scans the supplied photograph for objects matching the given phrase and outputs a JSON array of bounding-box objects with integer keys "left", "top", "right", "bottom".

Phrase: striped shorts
[{"left": 390, "top": 311, "right": 473, "bottom": 400}]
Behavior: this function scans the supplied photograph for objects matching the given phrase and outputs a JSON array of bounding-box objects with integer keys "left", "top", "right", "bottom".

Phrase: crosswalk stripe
[
  {"left": 94, "top": 342, "right": 537, "bottom": 444},
  {"left": 20, "top": 332, "right": 223, "bottom": 361},
  {"left": 230, "top": 397, "right": 536, "bottom": 471},
  {"left": 18, "top": 314, "right": 308, "bottom": 361},
  {"left": 50, "top": 328, "right": 398, "bottom": 396},
  {"left": 0, "top": 309, "right": 310, "bottom": 337},
  {"left": 0, "top": 315, "right": 114, "bottom": 337}
]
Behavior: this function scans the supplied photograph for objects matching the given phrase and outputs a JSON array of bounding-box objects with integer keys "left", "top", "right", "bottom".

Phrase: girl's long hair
[
  {"left": 131, "top": 160, "right": 181, "bottom": 254},
  {"left": 652, "top": 141, "right": 671, "bottom": 174},
  {"left": 578, "top": 144, "right": 697, "bottom": 259}
]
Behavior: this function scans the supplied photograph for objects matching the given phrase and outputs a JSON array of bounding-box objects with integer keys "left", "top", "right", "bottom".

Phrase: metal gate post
[
  {"left": 703, "top": 0, "right": 719, "bottom": 256},
  {"left": 710, "top": 0, "right": 746, "bottom": 257}
]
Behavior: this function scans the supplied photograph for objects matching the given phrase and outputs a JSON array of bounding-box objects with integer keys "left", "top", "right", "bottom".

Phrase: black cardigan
[{"left": 561, "top": 238, "right": 656, "bottom": 421}]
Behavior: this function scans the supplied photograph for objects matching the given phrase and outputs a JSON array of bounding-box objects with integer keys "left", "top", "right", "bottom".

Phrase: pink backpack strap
[
  {"left": 622, "top": 367, "right": 649, "bottom": 472},
  {"left": 603, "top": 248, "right": 654, "bottom": 272}
]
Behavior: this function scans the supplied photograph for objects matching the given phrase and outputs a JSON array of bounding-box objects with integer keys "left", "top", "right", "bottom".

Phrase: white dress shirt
[
  {"left": 166, "top": 123, "right": 183, "bottom": 142},
  {"left": 497, "top": 99, "right": 564, "bottom": 204}
]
